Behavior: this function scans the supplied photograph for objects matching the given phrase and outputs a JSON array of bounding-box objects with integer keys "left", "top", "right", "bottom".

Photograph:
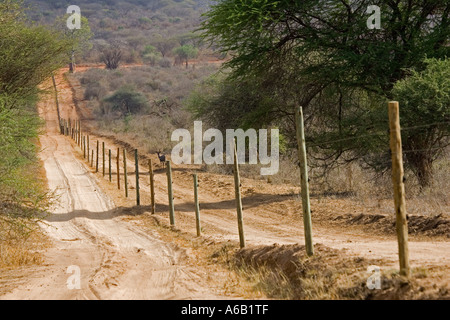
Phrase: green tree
[
  {"left": 391, "top": 58, "right": 450, "bottom": 187},
  {"left": 0, "top": 0, "right": 72, "bottom": 101},
  {"left": 153, "top": 37, "right": 178, "bottom": 58},
  {"left": 54, "top": 13, "right": 93, "bottom": 73},
  {"left": 173, "top": 44, "right": 199, "bottom": 68},
  {"left": 201, "top": 0, "right": 450, "bottom": 186},
  {"left": 101, "top": 86, "right": 149, "bottom": 116}
]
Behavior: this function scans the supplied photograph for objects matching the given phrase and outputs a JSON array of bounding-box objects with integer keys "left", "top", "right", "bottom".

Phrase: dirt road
[
  {"left": 0, "top": 70, "right": 232, "bottom": 300},
  {"left": 1, "top": 67, "right": 449, "bottom": 299}
]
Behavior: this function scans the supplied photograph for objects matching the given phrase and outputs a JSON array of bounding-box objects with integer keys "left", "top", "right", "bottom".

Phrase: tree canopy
[{"left": 199, "top": 0, "right": 450, "bottom": 186}]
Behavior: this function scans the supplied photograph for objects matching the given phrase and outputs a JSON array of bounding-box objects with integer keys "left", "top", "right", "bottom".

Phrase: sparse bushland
[
  {"left": 25, "top": 0, "right": 210, "bottom": 65},
  {"left": 69, "top": 63, "right": 221, "bottom": 154}
]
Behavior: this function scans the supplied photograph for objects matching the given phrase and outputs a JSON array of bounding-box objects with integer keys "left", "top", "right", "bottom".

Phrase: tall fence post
[
  {"left": 117, "top": 148, "right": 120, "bottom": 190},
  {"left": 388, "top": 101, "right": 410, "bottom": 277},
  {"left": 166, "top": 161, "right": 175, "bottom": 226},
  {"left": 135, "top": 149, "right": 140, "bottom": 206},
  {"left": 109, "top": 149, "right": 112, "bottom": 182},
  {"left": 96, "top": 140, "right": 99, "bottom": 173},
  {"left": 78, "top": 121, "right": 81, "bottom": 147},
  {"left": 149, "top": 159, "right": 155, "bottom": 214},
  {"left": 193, "top": 174, "right": 201, "bottom": 237},
  {"left": 91, "top": 150, "right": 94, "bottom": 167},
  {"left": 233, "top": 139, "right": 245, "bottom": 249},
  {"left": 83, "top": 136, "right": 86, "bottom": 159},
  {"left": 295, "top": 106, "right": 314, "bottom": 256},
  {"left": 87, "top": 135, "right": 90, "bottom": 162},
  {"left": 123, "top": 149, "right": 128, "bottom": 198},
  {"left": 102, "top": 142, "right": 106, "bottom": 177},
  {"left": 51, "top": 75, "right": 61, "bottom": 133}
]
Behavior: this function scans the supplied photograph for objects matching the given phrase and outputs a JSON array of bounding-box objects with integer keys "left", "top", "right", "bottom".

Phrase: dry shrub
[{"left": 0, "top": 217, "right": 47, "bottom": 269}]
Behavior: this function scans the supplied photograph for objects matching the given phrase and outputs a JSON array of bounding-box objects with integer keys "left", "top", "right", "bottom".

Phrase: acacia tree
[
  {"left": 391, "top": 58, "right": 450, "bottom": 187},
  {"left": 54, "top": 13, "right": 93, "bottom": 73},
  {"left": 0, "top": 0, "right": 72, "bottom": 101},
  {"left": 173, "top": 45, "right": 199, "bottom": 68},
  {"left": 201, "top": 0, "right": 450, "bottom": 187},
  {"left": 153, "top": 38, "right": 178, "bottom": 58}
]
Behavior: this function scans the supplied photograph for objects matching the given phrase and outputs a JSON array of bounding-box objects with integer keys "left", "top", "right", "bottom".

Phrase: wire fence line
[{"left": 307, "top": 120, "right": 450, "bottom": 149}]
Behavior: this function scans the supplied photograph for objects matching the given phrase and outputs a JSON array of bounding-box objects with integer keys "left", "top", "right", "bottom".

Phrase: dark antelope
[{"left": 157, "top": 151, "right": 166, "bottom": 168}]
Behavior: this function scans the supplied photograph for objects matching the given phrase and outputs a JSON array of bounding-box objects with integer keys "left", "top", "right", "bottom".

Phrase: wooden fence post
[
  {"left": 87, "top": 135, "right": 90, "bottom": 162},
  {"left": 78, "top": 121, "right": 81, "bottom": 147},
  {"left": 102, "top": 142, "right": 106, "bottom": 177},
  {"left": 295, "top": 106, "right": 314, "bottom": 256},
  {"left": 117, "top": 148, "right": 120, "bottom": 190},
  {"left": 149, "top": 159, "right": 155, "bottom": 214},
  {"left": 96, "top": 140, "right": 99, "bottom": 173},
  {"left": 135, "top": 149, "right": 140, "bottom": 206},
  {"left": 388, "top": 101, "right": 410, "bottom": 277},
  {"left": 83, "top": 136, "right": 86, "bottom": 159},
  {"left": 123, "top": 149, "right": 128, "bottom": 197},
  {"left": 193, "top": 174, "right": 201, "bottom": 237},
  {"left": 91, "top": 150, "right": 94, "bottom": 167},
  {"left": 166, "top": 161, "right": 175, "bottom": 226},
  {"left": 109, "top": 149, "right": 112, "bottom": 182},
  {"left": 51, "top": 75, "right": 61, "bottom": 133},
  {"left": 233, "top": 139, "right": 245, "bottom": 249}
]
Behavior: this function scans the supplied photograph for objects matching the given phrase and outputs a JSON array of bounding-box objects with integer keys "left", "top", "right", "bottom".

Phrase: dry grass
[
  {"left": 217, "top": 243, "right": 450, "bottom": 300},
  {"left": 0, "top": 156, "right": 51, "bottom": 272},
  {"left": 0, "top": 222, "right": 48, "bottom": 270}
]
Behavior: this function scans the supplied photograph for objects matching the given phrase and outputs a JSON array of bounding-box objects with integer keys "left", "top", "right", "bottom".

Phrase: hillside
[{"left": 25, "top": 0, "right": 213, "bottom": 63}]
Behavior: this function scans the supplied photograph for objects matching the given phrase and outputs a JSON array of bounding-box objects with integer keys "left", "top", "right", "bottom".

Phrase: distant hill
[{"left": 24, "top": 0, "right": 212, "bottom": 63}]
